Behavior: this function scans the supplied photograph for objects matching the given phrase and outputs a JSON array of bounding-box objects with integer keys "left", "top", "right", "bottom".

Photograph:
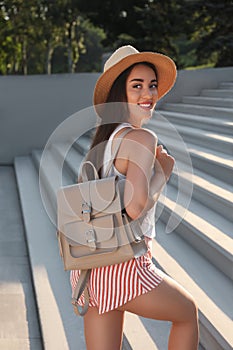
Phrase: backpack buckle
[
  {"left": 86, "top": 229, "right": 96, "bottom": 250},
  {"left": 82, "top": 202, "right": 91, "bottom": 222}
]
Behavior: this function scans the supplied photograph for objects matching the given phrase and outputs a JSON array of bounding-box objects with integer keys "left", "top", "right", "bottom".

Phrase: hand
[{"left": 154, "top": 145, "right": 175, "bottom": 182}]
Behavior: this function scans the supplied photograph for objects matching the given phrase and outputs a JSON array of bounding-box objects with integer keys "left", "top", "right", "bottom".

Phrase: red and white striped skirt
[{"left": 70, "top": 242, "right": 165, "bottom": 314}]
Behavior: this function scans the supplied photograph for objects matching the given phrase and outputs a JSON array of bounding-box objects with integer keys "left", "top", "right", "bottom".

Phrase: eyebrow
[{"left": 129, "top": 78, "right": 157, "bottom": 83}]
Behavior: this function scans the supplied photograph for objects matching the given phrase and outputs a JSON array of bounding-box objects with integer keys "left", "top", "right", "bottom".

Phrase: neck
[{"left": 127, "top": 117, "right": 143, "bottom": 128}]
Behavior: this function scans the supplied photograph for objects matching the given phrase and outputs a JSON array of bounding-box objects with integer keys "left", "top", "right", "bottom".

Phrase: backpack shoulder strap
[
  {"left": 105, "top": 127, "right": 133, "bottom": 177},
  {"left": 71, "top": 269, "right": 91, "bottom": 316}
]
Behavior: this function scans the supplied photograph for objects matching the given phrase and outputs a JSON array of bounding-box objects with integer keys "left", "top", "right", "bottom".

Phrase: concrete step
[
  {"left": 201, "top": 89, "right": 233, "bottom": 98},
  {"left": 156, "top": 110, "right": 233, "bottom": 135},
  {"left": 76, "top": 129, "right": 233, "bottom": 187},
  {"left": 182, "top": 96, "right": 233, "bottom": 108},
  {"left": 163, "top": 103, "right": 233, "bottom": 119},
  {"left": 73, "top": 135, "right": 91, "bottom": 156},
  {"left": 148, "top": 119, "right": 233, "bottom": 156},
  {"left": 154, "top": 220, "right": 233, "bottom": 350},
  {"left": 14, "top": 156, "right": 87, "bottom": 350},
  {"left": 0, "top": 166, "right": 43, "bottom": 350},
  {"left": 154, "top": 132, "right": 233, "bottom": 186},
  {"left": 73, "top": 135, "right": 91, "bottom": 157},
  {"left": 157, "top": 186, "right": 233, "bottom": 280},
  {"left": 170, "top": 165, "right": 233, "bottom": 222},
  {"left": 31, "top": 148, "right": 74, "bottom": 219},
  {"left": 219, "top": 82, "right": 233, "bottom": 90},
  {"left": 152, "top": 136, "right": 233, "bottom": 221},
  {"left": 184, "top": 145, "right": 233, "bottom": 186},
  {"left": 50, "top": 142, "right": 84, "bottom": 183}
]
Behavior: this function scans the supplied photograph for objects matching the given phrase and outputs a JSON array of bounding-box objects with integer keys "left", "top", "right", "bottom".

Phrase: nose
[{"left": 141, "top": 87, "right": 153, "bottom": 99}]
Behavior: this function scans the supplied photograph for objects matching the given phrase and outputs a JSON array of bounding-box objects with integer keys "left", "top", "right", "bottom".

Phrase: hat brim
[{"left": 93, "top": 52, "right": 177, "bottom": 106}]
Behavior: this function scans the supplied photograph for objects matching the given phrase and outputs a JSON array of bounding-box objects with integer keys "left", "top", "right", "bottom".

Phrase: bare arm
[
  {"left": 124, "top": 131, "right": 175, "bottom": 219},
  {"left": 149, "top": 145, "right": 175, "bottom": 202},
  {"left": 123, "top": 129, "right": 157, "bottom": 219}
]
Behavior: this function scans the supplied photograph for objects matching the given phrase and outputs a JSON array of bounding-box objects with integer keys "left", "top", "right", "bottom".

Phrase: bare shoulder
[
  {"left": 125, "top": 128, "right": 158, "bottom": 150},
  {"left": 143, "top": 127, "right": 158, "bottom": 140},
  {"left": 114, "top": 127, "right": 157, "bottom": 175}
]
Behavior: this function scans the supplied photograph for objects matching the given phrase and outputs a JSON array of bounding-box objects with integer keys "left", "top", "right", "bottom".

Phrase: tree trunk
[
  {"left": 46, "top": 42, "right": 54, "bottom": 75},
  {"left": 67, "top": 24, "right": 73, "bottom": 73},
  {"left": 22, "top": 36, "right": 27, "bottom": 75}
]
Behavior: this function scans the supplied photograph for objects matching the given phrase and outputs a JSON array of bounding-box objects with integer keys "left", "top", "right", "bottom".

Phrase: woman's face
[{"left": 126, "top": 64, "right": 158, "bottom": 126}]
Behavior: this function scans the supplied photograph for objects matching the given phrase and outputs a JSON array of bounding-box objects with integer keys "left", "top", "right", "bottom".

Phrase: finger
[
  {"left": 156, "top": 144, "right": 163, "bottom": 151},
  {"left": 157, "top": 149, "right": 168, "bottom": 158},
  {"left": 156, "top": 144, "right": 163, "bottom": 155}
]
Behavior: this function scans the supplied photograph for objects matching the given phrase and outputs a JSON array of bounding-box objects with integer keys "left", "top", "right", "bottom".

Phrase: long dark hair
[{"left": 85, "top": 61, "right": 157, "bottom": 178}]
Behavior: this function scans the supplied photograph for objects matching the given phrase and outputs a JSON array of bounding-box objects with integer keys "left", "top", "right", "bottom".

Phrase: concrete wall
[
  {"left": 0, "top": 73, "right": 99, "bottom": 164},
  {"left": 0, "top": 67, "right": 232, "bottom": 164},
  {"left": 158, "top": 66, "right": 233, "bottom": 107}
]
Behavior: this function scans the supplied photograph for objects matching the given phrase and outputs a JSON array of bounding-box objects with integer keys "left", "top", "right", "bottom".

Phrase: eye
[
  {"left": 132, "top": 84, "right": 142, "bottom": 89},
  {"left": 150, "top": 83, "right": 158, "bottom": 89}
]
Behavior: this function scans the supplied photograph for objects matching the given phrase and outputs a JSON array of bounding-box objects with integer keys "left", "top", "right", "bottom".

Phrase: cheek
[
  {"left": 127, "top": 90, "right": 139, "bottom": 103},
  {"left": 152, "top": 91, "right": 158, "bottom": 101}
]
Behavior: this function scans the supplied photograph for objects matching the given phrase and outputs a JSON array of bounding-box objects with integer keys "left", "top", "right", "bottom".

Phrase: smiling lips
[{"left": 138, "top": 102, "right": 153, "bottom": 110}]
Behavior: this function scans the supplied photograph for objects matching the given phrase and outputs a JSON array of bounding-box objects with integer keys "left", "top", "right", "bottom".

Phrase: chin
[{"left": 142, "top": 112, "right": 153, "bottom": 125}]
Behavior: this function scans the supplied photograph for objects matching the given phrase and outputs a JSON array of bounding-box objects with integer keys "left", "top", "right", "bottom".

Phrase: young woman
[{"left": 71, "top": 45, "right": 199, "bottom": 350}]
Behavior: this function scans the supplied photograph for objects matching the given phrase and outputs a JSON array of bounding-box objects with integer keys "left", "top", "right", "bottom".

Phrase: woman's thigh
[
  {"left": 84, "top": 307, "right": 125, "bottom": 350},
  {"left": 118, "top": 275, "right": 198, "bottom": 323}
]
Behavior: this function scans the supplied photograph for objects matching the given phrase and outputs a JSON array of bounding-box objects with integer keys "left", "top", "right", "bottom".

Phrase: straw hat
[{"left": 93, "top": 45, "right": 177, "bottom": 106}]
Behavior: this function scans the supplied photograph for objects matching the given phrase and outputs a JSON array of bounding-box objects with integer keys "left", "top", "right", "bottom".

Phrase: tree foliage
[
  {"left": 0, "top": 0, "right": 105, "bottom": 74},
  {"left": 77, "top": 0, "right": 188, "bottom": 57},
  {"left": 0, "top": 0, "right": 232, "bottom": 74},
  {"left": 187, "top": 0, "right": 233, "bottom": 67}
]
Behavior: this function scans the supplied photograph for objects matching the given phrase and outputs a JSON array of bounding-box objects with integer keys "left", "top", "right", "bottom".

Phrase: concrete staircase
[{"left": 13, "top": 81, "right": 233, "bottom": 350}]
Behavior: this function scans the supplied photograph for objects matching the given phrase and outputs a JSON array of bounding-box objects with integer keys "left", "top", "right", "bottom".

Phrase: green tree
[
  {"left": 76, "top": 18, "right": 106, "bottom": 72},
  {"left": 36, "top": 1, "right": 64, "bottom": 74},
  {"left": 0, "top": 0, "right": 44, "bottom": 74},
  {"left": 51, "top": 0, "right": 85, "bottom": 73},
  {"left": 188, "top": 0, "right": 233, "bottom": 67},
  {"left": 1, "top": 0, "right": 47, "bottom": 74},
  {"left": 1, "top": 0, "right": 231, "bottom": 74},
  {"left": 132, "top": 0, "right": 189, "bottom": 63},
  {"left": 0, "top": 10, "right": 18, "bottom": 74},
  {"left": 0, "top": 0, "right": 101, "bottom": 74},
  {"left": 77, "top": 0, "right": 192, "bottom": 67}
]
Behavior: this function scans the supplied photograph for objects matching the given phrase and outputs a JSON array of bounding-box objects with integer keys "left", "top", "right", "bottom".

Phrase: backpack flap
[
  {"left": 57, "top": 175, "right": 120, "bottom": 229},
  {"left": 63, "top": 214, "right": 118, "bottom": 251},
  {"left": 80, "top": 176, "right": 121, "bottom": 214}
]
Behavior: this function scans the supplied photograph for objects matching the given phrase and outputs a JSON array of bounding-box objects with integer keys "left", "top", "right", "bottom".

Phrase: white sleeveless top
[{"left": 102, "top": 123, "right": 156, "bottom": 238}]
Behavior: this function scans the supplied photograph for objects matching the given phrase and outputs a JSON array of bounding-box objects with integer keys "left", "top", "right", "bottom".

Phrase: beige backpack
[{"left": 57, "top": 128, "right": 147, "bottom": 315}]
